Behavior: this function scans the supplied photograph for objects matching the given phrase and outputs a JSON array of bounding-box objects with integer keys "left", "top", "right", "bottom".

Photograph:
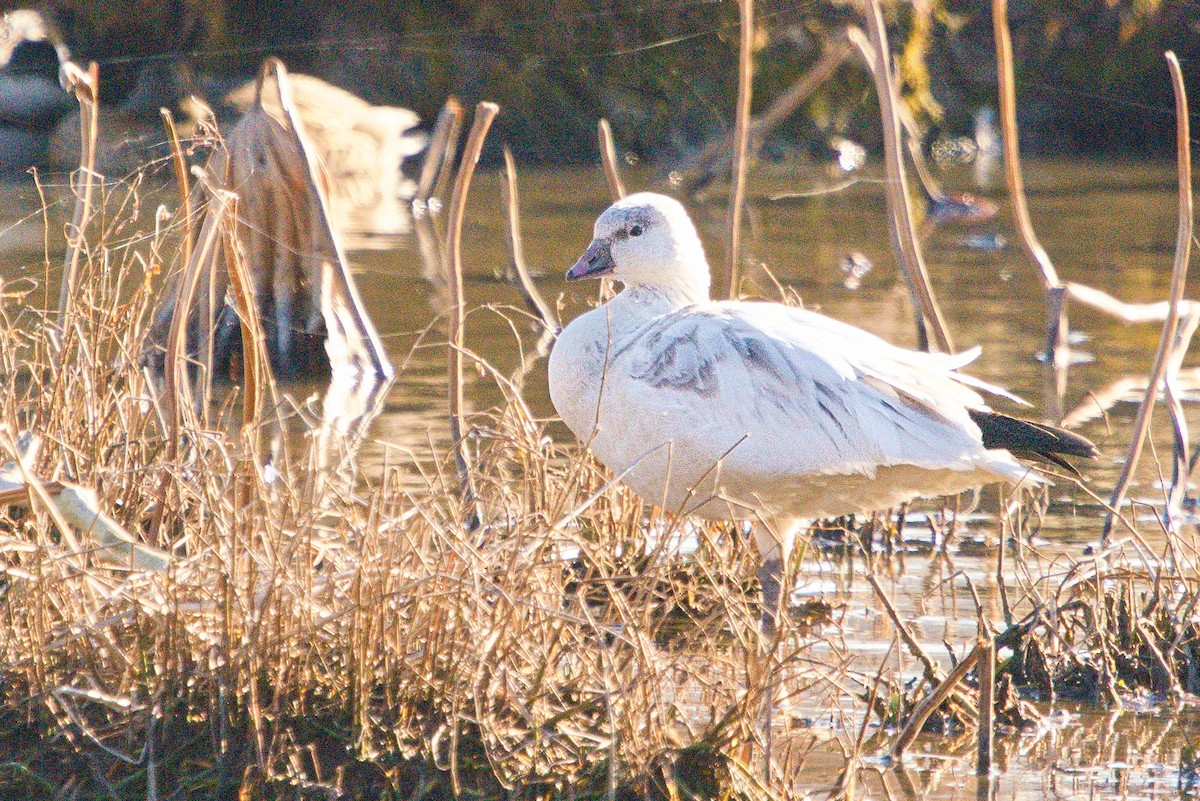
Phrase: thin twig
[
  {"left": 597, "top": 119, "right": 626, "bottom": 201},
  {"left": 56, "top": 62, "right": 100, "bottom": 336},
  {"left": 1166, "top": 309, "right": 1200, "bottom": 516},
  {"left": 852, "top": 12, "right": 953, "bottom": 352},
  {"left": 416, "top": 97, "right": 464, "bottom": 205},
  {"left": 891, "top": 639, "right": 984, "bottom": 760},
  {"left": 725, "top": 0, "right": 754, "bottom": 300},
  {"left": 1103, "top": 52, "right": 1192, "bottom": 541},
  {"left": 445, "top": 102, "right": 499, "bottom": 531},
  {"left": 502, "top": 147, "right": 560, "bottom": 334},
  {"left": 865, "top": 572, "right": 940, "bottom": 684},
  {"left": 976, "top": 637, "right": 994, "bottom": 775},
  {"left": 160, "top": 108, "right": 193, "bottom": 270}
]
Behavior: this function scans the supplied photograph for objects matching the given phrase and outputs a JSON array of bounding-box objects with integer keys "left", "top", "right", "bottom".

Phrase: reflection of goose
[
  {"left": 549, "top": 193, "right": 1097, "bottom": 632},
  {"left": 230, "top": 73, "right": 426, "bottom": 243},
  {"left": 0, "top": 11, "right": 71, "bottom": 180}
]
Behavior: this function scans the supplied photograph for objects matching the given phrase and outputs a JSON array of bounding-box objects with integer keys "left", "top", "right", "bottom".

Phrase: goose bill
[{"left": 566, "top": 238, "right": 615, "bottom": 280}]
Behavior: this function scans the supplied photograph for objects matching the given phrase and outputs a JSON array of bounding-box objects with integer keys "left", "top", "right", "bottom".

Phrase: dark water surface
[{"left": 2, "top": 157, "right": 1197, "bottom": 797}]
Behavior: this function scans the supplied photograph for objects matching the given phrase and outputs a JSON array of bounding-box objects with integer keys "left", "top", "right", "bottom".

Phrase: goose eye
[{"left": 629, "top": 224, "right": 643, "bottom": 237}]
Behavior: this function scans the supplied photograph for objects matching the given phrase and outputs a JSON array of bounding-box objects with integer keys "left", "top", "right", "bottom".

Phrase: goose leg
[
  {"left": 752, "top": 517, "right": 803, "bottom": 635},
  {"left": 751, "top": 517, "right": 804, "bottom": 786},
  {"left": 756, "top": 557, "right": 784, "bottom": 636},
  {"left": 755, "top": 557, "right": 782, "bottom": 785}
]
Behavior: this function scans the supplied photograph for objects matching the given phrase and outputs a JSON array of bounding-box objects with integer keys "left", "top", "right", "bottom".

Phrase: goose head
[{"left": 567, "top": 192, "right": 711, "bottom": 304}]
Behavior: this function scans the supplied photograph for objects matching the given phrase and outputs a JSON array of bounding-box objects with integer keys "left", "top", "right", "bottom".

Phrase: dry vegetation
[
  {"left": 1, "top": 11, "right": 1199, "bottom": 801},
  {"left": 0, "top": 156, "right": 1198, "bottom": 800},
  {"left": 0, "top": 168, "right": 841, "bottom": 796}
]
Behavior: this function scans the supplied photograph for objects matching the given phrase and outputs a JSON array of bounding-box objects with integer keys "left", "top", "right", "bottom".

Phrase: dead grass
[
  {"left": 0, "top": 169, "right": 854, "bottom": 799},
  {"left": 0, "top": 75, "right": 1198, "bottom": 801}
]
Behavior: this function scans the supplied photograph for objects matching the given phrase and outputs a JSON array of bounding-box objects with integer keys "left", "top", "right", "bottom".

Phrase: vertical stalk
[
  {"left": 854, "top": 7, "right": 953, "bottom": 352},
  {"left": 415, "top": 97, "right": 464, "bottom": 205},
  {"left": 160, "top": 108, "right": 194, "bottom": 270},
  {"left": 726, "top": 0, "right": 754, "bottom": 299},
  {"left": 992, "top": 0, "right": 1060, "bottom": 290},
  {"left": 502, "top": 147, "right": 560, "bottom": 333},
  {"left": 597, "top": 118, "right": 626, "bottom": 201},
  {"left": 976, "top": 637, "right": 995, "bottom": 775},
  {"left": 1103, "top": 52, "right": 1191, "bottom": 541},
  {"left": 56, "top": 62, "right": 100, "bottom": 330},
  {"left": 445, "top": 102, "right": 499, "bottom": 530}
]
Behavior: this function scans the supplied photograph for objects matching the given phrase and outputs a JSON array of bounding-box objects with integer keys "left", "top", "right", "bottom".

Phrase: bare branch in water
[
  {"left": 892, "top": 638, "right": 984, "bottom": 760},
  {"left": 445, "top": 102, "right": 500, "bottom": 531},
  {"left": 502, "top": 147, "right": 560, "bottom": 335},
  {"left": 597, "top": 118, "right": 626, "bottom": 201},
  {"left": 725, "top": 0, "right": 753, "bottom": 300},
  {"left": 416, "top": 97, "right": 464, "bottom": 206},
  {"left": 1104, "top": 51, "right": 1193, "bottom": 540}
]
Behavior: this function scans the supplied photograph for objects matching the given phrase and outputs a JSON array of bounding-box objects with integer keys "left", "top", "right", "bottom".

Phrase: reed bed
[
  {"left": 0, "top": 27, "right": 1198, "bottom": 801},
  {"left": 4, "top": 167, "right": 1199, "bottom": 796},
  {"left": 0, "top": 170, "right": 846, "bottom": 797}
]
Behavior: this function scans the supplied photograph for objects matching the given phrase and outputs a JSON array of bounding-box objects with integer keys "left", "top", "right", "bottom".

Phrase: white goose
[{"left": 548, "top": 192, "right": 1096, "bottom": 631}]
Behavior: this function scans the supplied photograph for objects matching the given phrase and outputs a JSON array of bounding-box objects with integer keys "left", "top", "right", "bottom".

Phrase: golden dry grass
[{"left": 1, "top": 137, "right": 1199, "bottom": 801}]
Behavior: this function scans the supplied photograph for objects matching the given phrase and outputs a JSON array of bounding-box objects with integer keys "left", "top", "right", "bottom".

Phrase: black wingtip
[{"left": 968, "top": 409, "right": 1099, "bottom": 472}]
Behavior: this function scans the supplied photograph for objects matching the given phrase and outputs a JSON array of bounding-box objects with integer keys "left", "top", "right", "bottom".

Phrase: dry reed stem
[
  {"left": 992, "top": 0, "right": 1060, "bottom": 292},
  {"left": 501, "top": 146, "right": 560, "bottom": 334},
  {"left": 891, "top": 639, "right": 984, "bottom": 760},
  {"left": 431, "top": 99, "right": 467, "bottom": 207},
  {"left": 271, "top": 58, "right": 394, "bottom": 381},
  {"left": 160, "top": 108, "right": 193, "bottom": 270},
  {"left": 162, "top": 174, "right": 229, "bottom": 442},
  {"left": 597, "top": 118, "right": 626, "bottom": 201},
  {"left": 416, "top": 97, "right": 465, "bottom": 205},
  {"left": 217, "top": 192, "right": 270, "bottom": 435},
  {"left": 1103, "top": 51, "right": 1192, "bottom": 541},
  {"left": 853, "top": 11, "right": 953, "bottom": 353},
  {"left": 724, "top": 0, "right": 754, "bottom": 300},
  {"left": 56, "top": 62, "right": 100, "bottom": 333},
  {"left": 444, "top": 102, "right": 500, "bottom": 530},
  {"left": 865, "top": 562, "right": 941, "bottom": 687},
  {"left": 976, "top": 637, "right": 994, "bottom": 775},
  {"left": 1166, "top": 309, "right": 1200, "bottom": 515}
]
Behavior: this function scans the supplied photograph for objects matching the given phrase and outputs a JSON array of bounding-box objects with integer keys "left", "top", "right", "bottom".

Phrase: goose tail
[{"left": 968, "top": 409, "right": 1099, "bottom": 477}]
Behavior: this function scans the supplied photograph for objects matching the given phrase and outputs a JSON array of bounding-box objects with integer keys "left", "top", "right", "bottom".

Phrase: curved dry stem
[
  {"left": 597, "top": 118, "right": 626, "bottom": 201},
  {"left": 160, "top": 108, "right": 194, "bottom": 270},
  {"left": 725, "top": 0, "right": 754, "bottom": 300},
  {"left": 992, "top": 0, "right": 1060, "bottom": 290},
  {"left": 1103, "top": 52, "right": 1192, "bottom": 541},
  {"left": 416, "top": 97, "right": 465, "bottom": 205},
  {"left": 502, "top": 147, "right": 560, "bottom": 334},
  {"left": 445, "top": 101, "right": 500, "bottom": 530},
  {"left": 853, "top": 10, "right": 953, "bottom": 353},
  {"left": 56, "top": 62, "right": 101, "bottom": 336}
]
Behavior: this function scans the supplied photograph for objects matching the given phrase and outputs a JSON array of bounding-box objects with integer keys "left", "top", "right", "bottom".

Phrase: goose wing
[{"left": 608, "top": 301, "right": 1006, "bottom": 481}]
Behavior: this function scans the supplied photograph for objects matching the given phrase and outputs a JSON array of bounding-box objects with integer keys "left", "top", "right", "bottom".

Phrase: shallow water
[{"left": 2, "top": 157, "right": 1197, "bottom": 796}]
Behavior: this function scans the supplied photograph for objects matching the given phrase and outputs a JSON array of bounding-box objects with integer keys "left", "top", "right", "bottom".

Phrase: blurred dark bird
[{"left": 0, "top": 12, "right": 71, "bottom": 180}]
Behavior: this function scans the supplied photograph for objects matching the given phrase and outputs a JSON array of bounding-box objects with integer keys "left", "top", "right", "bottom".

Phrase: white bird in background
[{"left": 548, "top": 192, "right": 1097, "bottom": 632}]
